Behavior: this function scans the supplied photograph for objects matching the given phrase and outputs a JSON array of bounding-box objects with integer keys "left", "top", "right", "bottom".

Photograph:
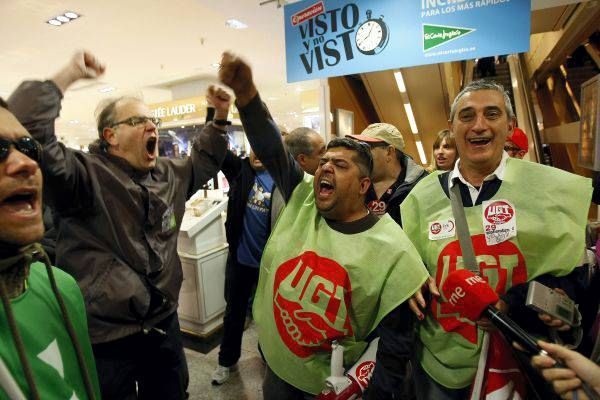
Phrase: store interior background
[{"left": 1, "top": 1, "right": 600, "bottom": 398}]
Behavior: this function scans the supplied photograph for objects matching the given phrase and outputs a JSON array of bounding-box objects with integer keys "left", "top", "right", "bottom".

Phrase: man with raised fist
[
  {"left": 7, "top": 51, "right": 231, "bottom": 399},
  {"left": 218, "top": 52, "right": 431, "bottom": 400}
]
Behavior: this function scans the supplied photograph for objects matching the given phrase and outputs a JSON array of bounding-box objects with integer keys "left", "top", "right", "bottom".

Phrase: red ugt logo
[{"left": 273, "top": 251, "right": 353, "bottom": 358}]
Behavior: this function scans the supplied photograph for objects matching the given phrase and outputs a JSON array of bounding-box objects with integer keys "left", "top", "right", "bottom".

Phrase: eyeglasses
[
  {"left": 110, "top": 116, "right": 162, "bottom": 129},
  {"left": 0, "top": 136, "right": 42, "bottom": 163},
  {"left": 504, "top": 145, "right": 521, "bottom": 153}
]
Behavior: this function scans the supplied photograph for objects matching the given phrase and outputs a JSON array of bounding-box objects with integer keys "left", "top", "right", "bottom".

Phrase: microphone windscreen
[{"left": 441, "top": 269, "right": 500, "bottom": 321}]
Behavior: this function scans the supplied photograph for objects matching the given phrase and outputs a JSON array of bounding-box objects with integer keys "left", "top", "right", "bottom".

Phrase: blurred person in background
[
  {"left": 348, "top": 123, "right": 427, "bottom": 226},
  {"left": 505, "top": 127, "right": 529, "bottom": 159},
  {"left": 429, "top": 129, "right": 458, "bottom": 172},
  {"left": 284, "top": 127, "right": 325, "bottom": 175}
]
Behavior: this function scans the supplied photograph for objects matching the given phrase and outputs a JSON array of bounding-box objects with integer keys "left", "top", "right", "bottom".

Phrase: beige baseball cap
[{"left": 347, "top": 123, "right": 405, "bottom": 151}]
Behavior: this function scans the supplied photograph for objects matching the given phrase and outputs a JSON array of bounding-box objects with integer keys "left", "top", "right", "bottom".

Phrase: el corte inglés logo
[{"left": 423, "top": 23, "right": 475, "bottom": 51}]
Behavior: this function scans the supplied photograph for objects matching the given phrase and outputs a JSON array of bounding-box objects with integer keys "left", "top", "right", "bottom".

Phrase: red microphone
[{"left": 442, "top": 269, "right": 541, "bottom": 355}]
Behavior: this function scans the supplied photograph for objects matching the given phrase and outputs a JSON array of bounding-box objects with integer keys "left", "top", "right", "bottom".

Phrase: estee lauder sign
[{"left": 149, "top": 97, "right": 206, "bottom": 123}]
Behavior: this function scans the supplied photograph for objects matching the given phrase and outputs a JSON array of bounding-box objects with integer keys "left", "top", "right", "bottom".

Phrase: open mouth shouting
[
  {"left": 144, "top": 135, "right": 158, "bottom": 159},
  {"left": 317, "top": 177, "right": 335, "bottom": 200},
  {"left": 0, "top": 186, "right": 40, "bottom": 222}
]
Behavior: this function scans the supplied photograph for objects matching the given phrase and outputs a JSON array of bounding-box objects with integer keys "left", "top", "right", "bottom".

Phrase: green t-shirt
[
  {"left": 253, "top": 175, "right": 429, "bottom": 394},
  {"left": 0, "top": 262, "right": 101, "bottom": 399}
]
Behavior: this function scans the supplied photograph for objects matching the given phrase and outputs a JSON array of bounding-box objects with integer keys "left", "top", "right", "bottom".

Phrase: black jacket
[
  {"left": 8, "top": 80, "right": 228, "bottom": 343},
  {"left": 366, "top": 154, "right": 428, "bottom": 226}
]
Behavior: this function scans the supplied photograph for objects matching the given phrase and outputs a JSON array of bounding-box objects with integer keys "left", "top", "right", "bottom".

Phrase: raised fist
[
  {"left": 206, "top": 85, "right": 231, "bottom": 120},
  {"left": 218, "top": 52, "right": 257, "bottom": 107},
  {"left": 71, "top": 50, "right": 106, "bottom": 80},
  {"left": 52, "top": 50, "right": 105, "bottom": 93}
]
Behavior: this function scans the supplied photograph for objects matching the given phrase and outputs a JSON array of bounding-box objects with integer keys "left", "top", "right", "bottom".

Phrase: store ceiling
[{"left": 0, "top": 0, "right": 316, "bottom": 144}]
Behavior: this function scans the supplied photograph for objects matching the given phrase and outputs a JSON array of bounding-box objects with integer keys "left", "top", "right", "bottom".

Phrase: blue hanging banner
[{"left": 284, "top": 0, "right": 531, "bottom": 83}]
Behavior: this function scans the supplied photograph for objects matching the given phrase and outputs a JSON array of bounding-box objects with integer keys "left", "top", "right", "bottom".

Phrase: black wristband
[{"left": 213, "top": 119, "right": 232, "bottom": 126}]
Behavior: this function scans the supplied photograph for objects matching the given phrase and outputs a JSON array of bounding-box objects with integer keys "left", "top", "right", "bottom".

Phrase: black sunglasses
[{"left": 0, "top": 136, "right": 42, "bottom": 163}]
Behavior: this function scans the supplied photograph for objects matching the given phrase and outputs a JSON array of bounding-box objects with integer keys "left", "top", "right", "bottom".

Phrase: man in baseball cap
[
  {"left": 505, "top": 127, "right": 528, "bottom": 159},
  {"left": 348, "top": 123, "right": 427, "bottom": 226}
]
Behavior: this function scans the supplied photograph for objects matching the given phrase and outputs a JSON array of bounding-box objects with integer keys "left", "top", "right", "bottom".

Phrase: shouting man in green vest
[
  {"left": 219, "top": 52, "right": 431, "bottom": 399},
  {"left": 401, "top": 80, "right": 592, "bottom": 399}
]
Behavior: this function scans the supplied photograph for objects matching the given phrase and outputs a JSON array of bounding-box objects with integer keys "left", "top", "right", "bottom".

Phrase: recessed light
[
  {"left": 69, "top": 120, "right": 79, "bottom": 124},
  {"left": 415, "top": 141, "right": 428, "bottom": 165},
  {"left": 47, "top": 11, "right": 81, "bottom": 27},
  {"left": 225, "top": 19, "right": 248, "bottom": 29},
  {"left": 98, "top": 87, "right": 115, "bottom": 93},
  {"left": 211, "top": 63, "right": 220, "bottom": 68}
]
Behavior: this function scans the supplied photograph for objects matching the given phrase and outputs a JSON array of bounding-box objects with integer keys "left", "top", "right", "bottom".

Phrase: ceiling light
[
  {"left": 394, "top": 71, "right": 406, "bottom": 93},
  {"left": 98, "top": 86, "right": 115, "bottom": 93},
  {"left": 415, "top": 141, "right": 428, "bottom": 165},
  {"left": 46, "top": 11, "right": 81, "bottom": 27},
  {"left": 69, "top": 120, "right": 79, "bottom": 124},
  {"left": 403, "top": 103, "right": 419, "bottom": 134},
  {"left": 211, "top": 63, "right": 220, "bottom": 68},
  {"left": 225, "top": 19, "right": 248, "bottom": 29}
]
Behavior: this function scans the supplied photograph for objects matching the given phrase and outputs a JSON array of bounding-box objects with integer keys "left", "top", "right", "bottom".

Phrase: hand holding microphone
[
  {"left": 442, "top": 269, "right": 600, "bottom": 400},
  {"left": 441, "top": 269, "right": 541, "bottom": 354}
]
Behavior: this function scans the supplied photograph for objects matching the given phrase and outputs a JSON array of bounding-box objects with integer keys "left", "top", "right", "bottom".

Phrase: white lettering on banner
[
  {"left": 422, "top": 0, "right": 511, "bottom": 17},
  {"left": 422, "top": 0, "right": 467, "bottom": 9}
]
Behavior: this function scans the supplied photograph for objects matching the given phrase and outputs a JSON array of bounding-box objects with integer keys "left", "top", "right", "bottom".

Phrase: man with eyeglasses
[
  {"left": 504, "top": 127, "right": 528, "bottom": 159},
  {"left": 348, "top": 123, "right": 428, "bottom": 226},
  {"left": 7, "top": 51, "right": 231, "bottom": 399},
  {"left": 0, "top": 98, "right": 101, "bottom": 399}
]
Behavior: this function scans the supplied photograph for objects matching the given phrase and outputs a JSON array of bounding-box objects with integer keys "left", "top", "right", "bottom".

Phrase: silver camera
[{"left": 525, "top": 281, "right": 579, "bottom": 327}]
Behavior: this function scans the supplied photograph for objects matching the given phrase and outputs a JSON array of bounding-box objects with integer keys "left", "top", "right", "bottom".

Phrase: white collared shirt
[{"left": 449, "top": 151, "right": 509, "bottom": 204}]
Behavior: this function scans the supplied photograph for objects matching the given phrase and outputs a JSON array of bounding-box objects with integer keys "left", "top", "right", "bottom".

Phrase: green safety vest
[
  {"left": 0, "top": 262, "right": 101, "bottom": 400},
  {"left": 253, "top": 175, "right": 429, "bottom": 394},
  {"left": 401, "top": 158, "right": 592, "bottom": 388}
]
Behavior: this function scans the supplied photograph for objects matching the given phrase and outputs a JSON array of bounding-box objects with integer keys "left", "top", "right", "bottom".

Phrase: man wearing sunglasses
[
  {"left": 0, "top": 99, "right": 101, "bottom": 399},
  {"left": 7, "top": 51, "right": 230, "bottom": 399},
  {"left": 348, "top": 123, "right": 428, "bottom": 227}
]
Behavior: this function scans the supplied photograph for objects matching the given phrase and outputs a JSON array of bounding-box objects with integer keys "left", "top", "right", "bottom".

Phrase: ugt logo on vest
[
  {"left": 485, "top": 201, "right": 514, "bottom": 224},
  {"left": 433, "top": 234, "right": 527, "bottom": 344},
  {"left": 273, "top": 251, "right": 353, "bottom": 358}
]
